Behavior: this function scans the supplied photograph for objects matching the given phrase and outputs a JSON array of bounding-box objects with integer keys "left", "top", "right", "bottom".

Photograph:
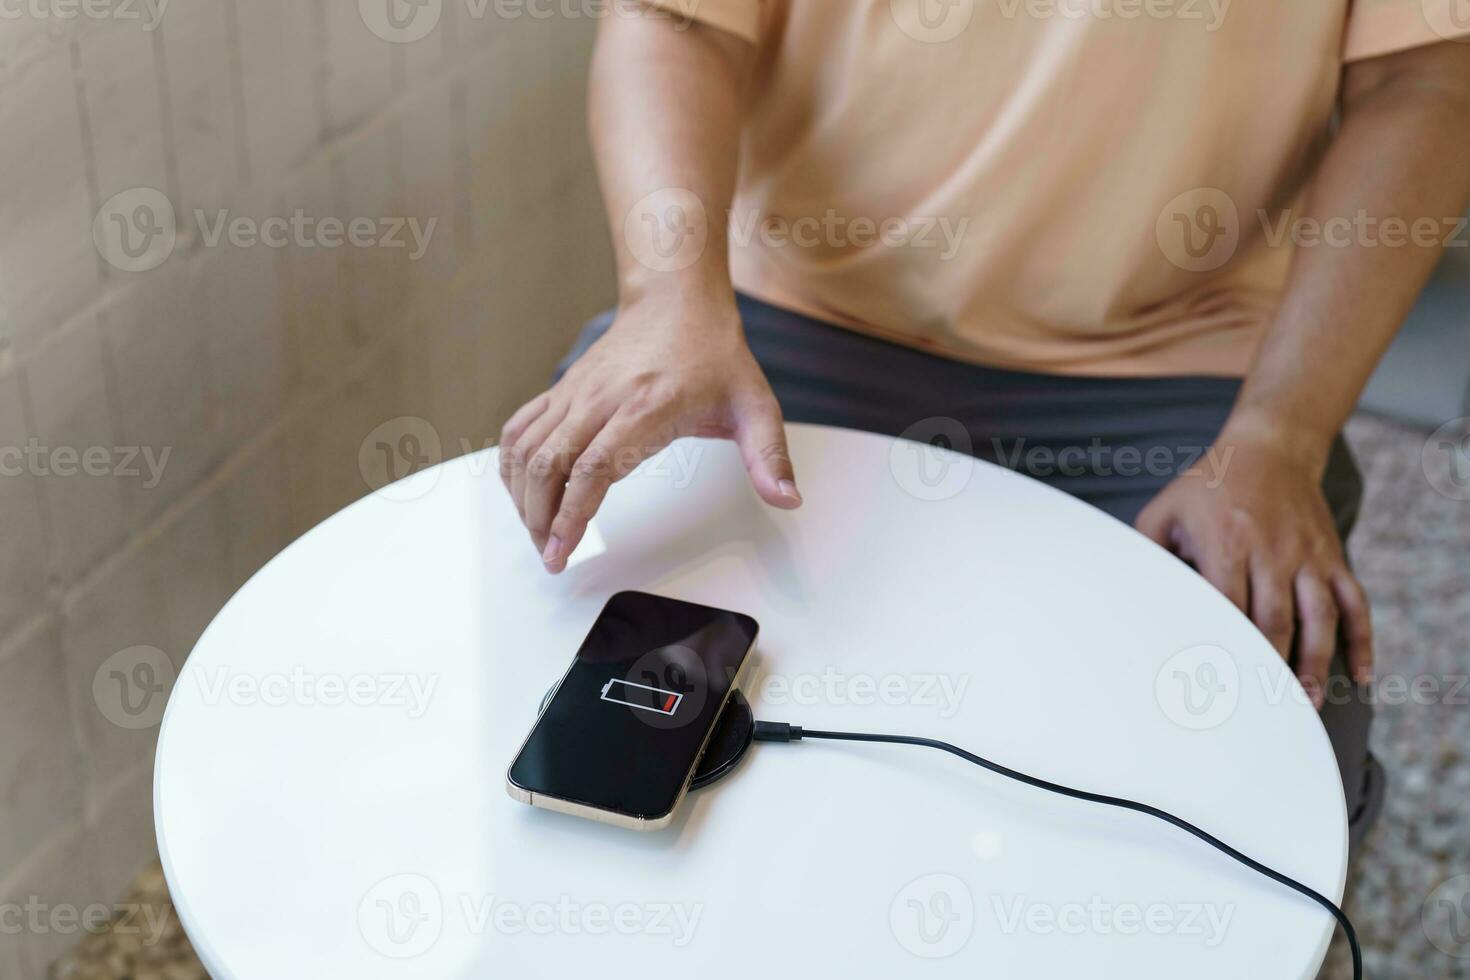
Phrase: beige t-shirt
[{"left": 647, "top": 0, "right": 1470, "bottom": 376}]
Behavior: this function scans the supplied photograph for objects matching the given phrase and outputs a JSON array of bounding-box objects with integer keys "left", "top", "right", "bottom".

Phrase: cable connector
[{"left": 753, "top": 721, "right": 803, "bottom": 742}]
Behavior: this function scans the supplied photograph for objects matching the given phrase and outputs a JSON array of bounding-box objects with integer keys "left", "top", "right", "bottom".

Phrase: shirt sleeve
[
  {"left": 639, "top": 0, "right": 764, "bottom": 43},
  {"left": 1343, "top": 0, "right": 1470, "bottom": 62}
]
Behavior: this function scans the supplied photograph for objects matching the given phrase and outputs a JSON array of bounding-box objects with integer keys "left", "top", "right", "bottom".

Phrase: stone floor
[
  {"left": 48, "top": 863, "right": 204, "bottom": 980},
  {"left": 1321, "top": 413, "right": 1470, "bottom": 979},
  {"left": 51, "top": 413, "right": 1469, "bottom": 979}
]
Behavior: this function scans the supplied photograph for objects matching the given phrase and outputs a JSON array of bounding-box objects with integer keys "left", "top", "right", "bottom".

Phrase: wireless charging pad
[{"left": 537, "top": 687, "right": 755, "bottom": 791}]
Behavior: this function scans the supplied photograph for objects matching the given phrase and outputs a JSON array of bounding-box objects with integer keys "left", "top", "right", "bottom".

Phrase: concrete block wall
[{"left": 0, "top": 4, "right": 614, "bottom": 975}]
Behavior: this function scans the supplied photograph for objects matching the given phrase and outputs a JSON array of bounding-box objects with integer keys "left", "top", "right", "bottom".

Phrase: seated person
[{"left": 500, "top": 0, "right": 1470, "bottom": 852}]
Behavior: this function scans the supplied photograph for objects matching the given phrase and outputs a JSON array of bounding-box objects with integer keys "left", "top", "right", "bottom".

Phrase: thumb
[{"left": 732, "top": 394, "right": 801, "bottom": 509}]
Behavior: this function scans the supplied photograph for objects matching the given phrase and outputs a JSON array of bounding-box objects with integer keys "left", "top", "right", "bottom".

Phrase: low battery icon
[{"left": 601, "top": 678, "right": 683, "bottom": 716}]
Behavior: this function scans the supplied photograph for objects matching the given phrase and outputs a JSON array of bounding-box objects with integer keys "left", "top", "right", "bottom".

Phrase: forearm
[
  {"left": 588, "top": 10, "right": 751, "bottom": 313},
  {"left": 500, "top": 13, "right": 794, "bottom": 570},
  {"left": 1225, "top": 42, "right": 1470, "bottom": 471}
]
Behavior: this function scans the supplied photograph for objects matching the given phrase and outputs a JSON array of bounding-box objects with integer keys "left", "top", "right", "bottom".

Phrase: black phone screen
[{"left": 508, "top": 591, "right": 759, "bottom": 822}]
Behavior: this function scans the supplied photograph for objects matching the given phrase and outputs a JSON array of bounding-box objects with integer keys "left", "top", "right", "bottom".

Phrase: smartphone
[{"left": 506, "top": 591, "right": 759, "bottom": 831}]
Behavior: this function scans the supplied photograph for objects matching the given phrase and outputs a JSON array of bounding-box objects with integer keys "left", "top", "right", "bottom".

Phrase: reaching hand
[{"left": 499, "top": 298, "right": 801, "bottom": 574}]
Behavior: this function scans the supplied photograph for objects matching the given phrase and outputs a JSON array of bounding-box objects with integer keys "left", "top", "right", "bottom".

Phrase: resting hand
[{"left": 1136, "top": 431, "right": 1372, "bottom": 708}]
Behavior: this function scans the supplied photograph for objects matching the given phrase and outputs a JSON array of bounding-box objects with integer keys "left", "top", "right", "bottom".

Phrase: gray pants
[{"left": 561, "top": 292, "right": 1385, "bottom": 850}]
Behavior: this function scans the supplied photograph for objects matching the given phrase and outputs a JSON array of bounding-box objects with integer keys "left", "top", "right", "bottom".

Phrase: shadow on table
[{"left": 549, "top": 458, "right": 813, "bottom": 615}]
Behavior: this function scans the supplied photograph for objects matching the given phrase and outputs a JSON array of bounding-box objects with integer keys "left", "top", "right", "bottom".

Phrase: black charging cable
[{"left": 752, "top": 721, "right": 1361, "bottom": 980}]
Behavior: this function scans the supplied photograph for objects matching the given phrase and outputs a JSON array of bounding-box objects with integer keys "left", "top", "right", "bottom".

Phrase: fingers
[
  {"left": 1330, "top": 570, "right": 1374, "bottom": 685},
  {"left": 499, "top": 394, "right": 551, "bottom": 501},
  {"left": 1248, "top": 556, "right": 1295, "bottom": 660},
  {"left": 1248, "top": 554, "right": 1371, "bottom": 711},
  {"left": 1134, "top": 476, "right": 1373, "bottom": 713},
  {"left": 504, "top": 400, "right": 567, "bottom": 522},
  {"left": 532, "top": 390, "right": 800, "bottom": 574},
  {"left": 543, "top": 418, "right": 652, "bottom": 574},
  {"left": 1293, "top": 571, "right": 1339, "bottom": 710},
  {"left": 500, "top": 395, "right": 549, "bottom": 471},
  {"left": 1194, "top": 534, "right": 1249, "bottom": 614},
  {"left": 732, "top": 392, "right": 801, "bottom": 508},
  {"left": 1133, "top": 502, "right": 1246, "bottom": 611},
  {"left": 522, "top": 413, "right": 607, "bottom": 556}
]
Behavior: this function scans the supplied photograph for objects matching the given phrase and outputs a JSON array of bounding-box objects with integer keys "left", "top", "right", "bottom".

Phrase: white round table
[{"left": 154, "top": 424, "right": 1347, "bottom": 979}]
